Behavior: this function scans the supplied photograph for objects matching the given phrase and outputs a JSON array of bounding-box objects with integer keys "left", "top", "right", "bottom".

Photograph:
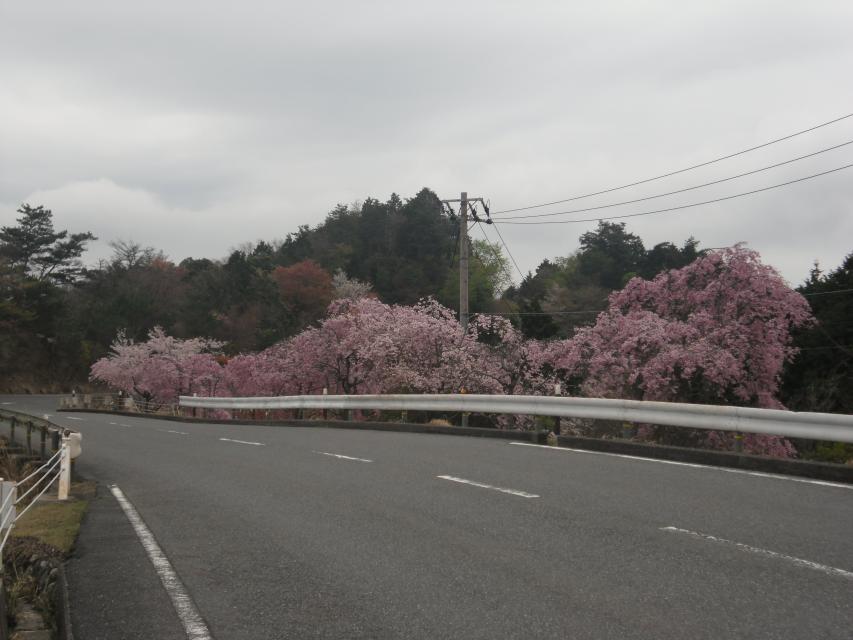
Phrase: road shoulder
[{"left": 66, "top": 483, "right": 187, "bottom": 640}]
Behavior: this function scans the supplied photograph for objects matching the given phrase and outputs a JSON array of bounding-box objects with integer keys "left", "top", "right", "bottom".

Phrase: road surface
[{"left": 2, "top": 394, "right": 852, "bottom": 639}]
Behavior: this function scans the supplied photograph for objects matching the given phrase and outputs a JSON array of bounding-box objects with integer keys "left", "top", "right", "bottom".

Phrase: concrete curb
[
  {"left": 56, "top": 564, "right": 74, "bottom": 640},
  {"left": 553, "top": 434, "right": 853, "bottom": 483},
  {"left": 59, "top": 408, "right": 853, "bottom": 484}
]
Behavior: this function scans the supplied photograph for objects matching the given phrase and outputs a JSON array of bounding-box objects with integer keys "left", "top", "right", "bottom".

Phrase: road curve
[{"left": 4, "top": 395, "right": 852, "bottom": 639}]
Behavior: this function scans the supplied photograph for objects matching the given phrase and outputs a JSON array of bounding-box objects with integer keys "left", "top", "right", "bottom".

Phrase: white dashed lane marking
[
  {"left": 437, "top": 475, "right": 540, "bottom": 498},
  {"left": 219, "top": 438, "right": 264, "bottom": 446},
  {"left": 660, "top": 526, "right": 853, "bottom": 580},
  {"left": 313, "top": 451, "right": 373, "bottom": 463}
]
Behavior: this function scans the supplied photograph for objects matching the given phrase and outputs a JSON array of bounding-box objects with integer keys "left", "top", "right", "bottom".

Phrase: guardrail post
[
  {"left": 40, "top": 426, "right": 47, "bottom": 459},
  {"left": 460, "top": 388, "right": 468, "bottom": 428},
  {"left": 26, "top": 421, "right": 33, "bottom": 456},
  {"left": 734, "top": 433, "right": 744, "bottom": 453},
  {"left": 8, "top": 417, "right": 14, "bottom": 445},
  {"left": 51, "top": 430, "right": 60, "bottom": 451},
  {"left": 58, "top": 440, "right": 71, "bottom": 501}
]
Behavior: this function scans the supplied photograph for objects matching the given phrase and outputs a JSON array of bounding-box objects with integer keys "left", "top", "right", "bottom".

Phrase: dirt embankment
[{"left": 0, "top": 378, "right": 102, "bottom": 395}]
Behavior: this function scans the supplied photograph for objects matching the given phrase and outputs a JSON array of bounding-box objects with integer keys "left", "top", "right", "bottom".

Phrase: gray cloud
[{"left": 2, "top": 0, "right": 852, "bottom": 285}]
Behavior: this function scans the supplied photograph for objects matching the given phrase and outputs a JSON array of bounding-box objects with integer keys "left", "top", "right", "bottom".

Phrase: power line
[
  {"left": 812, "top": 323, "right": 853, "bottom": 357},
  {"left": 802, "top": 288, "right": 853, "bottom": 297},
  {"left": 491, "top": 111, "right": 853, "bottom": 215},
  {"left": 475, "top": 222, "right": 518, "bottom": 285},
  {"left": 798, "top": 345, "right": 853, "bottom": 352},
  {"left": 493, "top": 140, "right": 853, "bottom": 221},
  {"left": 494, "top": 162, "right": 853, "bottom": 225},
  {"left": 472, "top": 310, "right": 603, "bottom": 316},
  {"left": 470, "top": 228, "right": 512, "bottom": 283},
  {"left": 470, "top": 288, "right": 853, "bottom": 313},
  {"left": 489, "top": 221, "right": 526, "bottom": 280}
]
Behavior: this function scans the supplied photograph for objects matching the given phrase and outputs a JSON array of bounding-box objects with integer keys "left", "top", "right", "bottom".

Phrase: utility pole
[
  {"left": 459, "top": 191, "right": 469, "bottom": 332},
  {"left": 441, "top": 192, "right": 489, "bottom": 334}
]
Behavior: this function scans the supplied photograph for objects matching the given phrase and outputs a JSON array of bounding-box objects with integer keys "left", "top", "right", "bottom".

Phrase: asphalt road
[{"left": 3, "top": 394, "right": 852, "bottom": 639}]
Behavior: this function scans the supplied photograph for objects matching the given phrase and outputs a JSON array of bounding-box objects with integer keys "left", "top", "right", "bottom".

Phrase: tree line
[
  {"left": 1, "top": 191, "right": 851, "bottom": 426},
  {"left": 90, "top": 247, "right": 812, "bottom": 459}
]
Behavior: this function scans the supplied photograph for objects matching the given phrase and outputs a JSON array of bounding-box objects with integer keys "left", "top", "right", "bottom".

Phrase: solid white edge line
[
  {"left": 660, "top": 526, "right": 853, "bottom": 580},
  {"left": 219, "top": 437, "right": 265, "bottom": 446},
  {"left": 313, "top": 451, "right": 373, "bottom": 463},
  {"left": 110, "top": 485, "right": 214, "bottom": 640},
  {"left": 508, "top": 442, "right": 853, "bottom": 490},
  {"left": 437, "top": 475, "right": 540, "bottom": 498}
]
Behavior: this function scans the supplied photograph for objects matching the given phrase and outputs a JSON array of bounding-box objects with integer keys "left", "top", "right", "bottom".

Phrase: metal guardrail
[
  {"left": 179, "top": 393, "right": 853, "bottom": 444},
  {"left": 0, "top": 410, "right": 81, "bottom": 563},
  {"left": 0, "top": 408, "right": 67, "bottom": 458},
  {"left": 59, "top": 393, "right": 178, "bottom": 415}
]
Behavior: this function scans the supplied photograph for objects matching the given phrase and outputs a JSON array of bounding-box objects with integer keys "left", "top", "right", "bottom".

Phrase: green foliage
[
  {"left": 0, "top": 259, "right": 37, "bottom": 366},
  {"left": 796, "top": 441, "right": 853, "bottom": 465},
  {"left": 0, "top": 204, "right": 95, "bottom": 284},
  {"left": 439, "top": 239, "right": 511, "bottom": 314},
  {"left": 577, "top": 222, "right": 646, "bottom": 289},
  {"left": 276, "top": 189, "right": 458, "bottom": 304},
  {"left": 3, "top": 193, "right": 849, "bottom": 428},
  {"left": 0, "top": 205, "right": 95, "bottom": 381},
  {"left": 781, "top": 253, "right": 853, "bottom": 415},
  {"left": 504, "top": 222, "right": 704, "bottom": 339}
]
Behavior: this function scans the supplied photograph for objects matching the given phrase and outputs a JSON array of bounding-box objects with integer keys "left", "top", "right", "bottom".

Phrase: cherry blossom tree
[
  {"left": 546, "top": 246, "right": 813, "bottom": 455},
  {"left": 470, "top": 314, "right": 552, "bottom": 396},
  {"left": 90, "top": 327, "right": 225, "bottom": 404},
  {"left": 89, "top": 246, "right": 812, "bottom": 453},
  {"left": 219, "top": 297, "right": 550, "bottom": 420}
]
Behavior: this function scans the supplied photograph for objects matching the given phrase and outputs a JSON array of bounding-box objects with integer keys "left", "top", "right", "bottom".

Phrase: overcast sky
[{"left": 2, "top": 1, "right": 852, "bottom": 286}]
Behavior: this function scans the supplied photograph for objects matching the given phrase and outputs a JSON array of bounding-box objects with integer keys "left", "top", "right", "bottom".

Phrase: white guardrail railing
[
  {"left": 179, "top": 393, "right": 853, "bottom": 444},
  {"left": 0, "top": 412, "right": 82, "bottom": 562},
  {"left": 60, "top": 393, "right": 178, "bottom": 415}
]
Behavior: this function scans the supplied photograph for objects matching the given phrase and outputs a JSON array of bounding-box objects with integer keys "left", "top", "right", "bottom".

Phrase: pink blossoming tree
[
  {"left": 89, "top": 246, "right": 814, "bottom": 455},
  {"left": 90, "top": 327, "right": 225, "bottom": 404},
  {"left": 547, "top": 246, "right": 813, "bottom": 455}
]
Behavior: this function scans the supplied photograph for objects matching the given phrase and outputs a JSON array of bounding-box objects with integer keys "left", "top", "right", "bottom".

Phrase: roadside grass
[
  {"left": 3, "top": 480, "right": 94, "bottom": 632},
  {"left": 11, "top": 480, "right": 95, "bottom": 554}
]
